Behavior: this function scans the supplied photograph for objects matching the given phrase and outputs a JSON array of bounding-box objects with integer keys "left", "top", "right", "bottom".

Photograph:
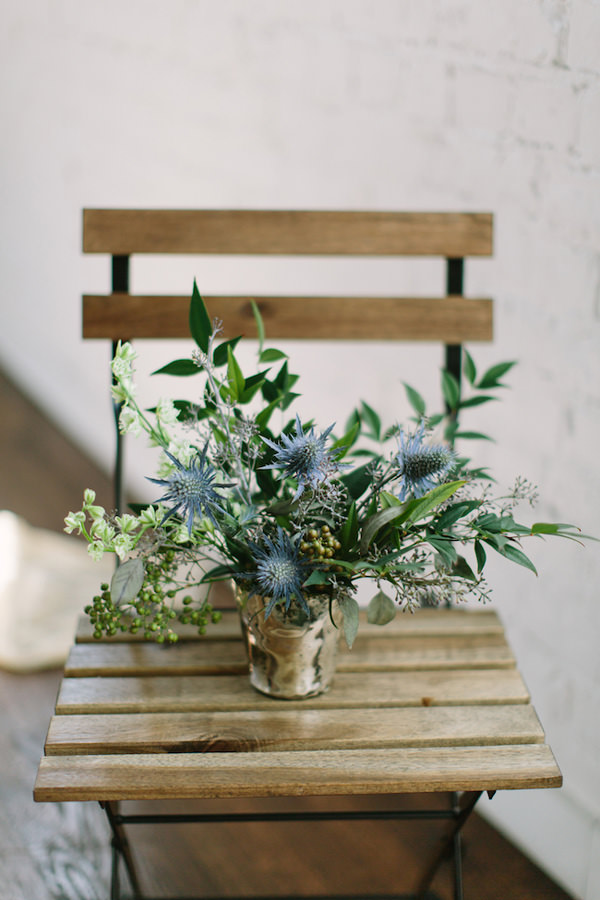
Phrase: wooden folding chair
[{"left": 82, "top": 209, "right": 494, "bottom": 513}]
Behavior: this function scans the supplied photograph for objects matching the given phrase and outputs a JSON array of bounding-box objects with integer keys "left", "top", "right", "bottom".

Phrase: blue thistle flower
[
  {"left": 248, "top": 528, "right": 309, "bottom": 617},
  {"left": 148, "top": 447, "right": 232, "bottom": 533},
  {"left": 395, "top": 423, "right": 456, "bottom": 501},
  {"left": 262, "top": 414, "right": 338, "bottom": 499}
]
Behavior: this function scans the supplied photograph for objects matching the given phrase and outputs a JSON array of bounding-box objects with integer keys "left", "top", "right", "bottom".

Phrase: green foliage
[{"left": 68, "top": 284, "right": 593, "bottom": 647}]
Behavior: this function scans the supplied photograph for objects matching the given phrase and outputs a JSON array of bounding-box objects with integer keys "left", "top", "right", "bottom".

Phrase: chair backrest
[
  {"left": 82, "top": 209, "right": 494, "bottom": 510},
  {"left": 83, "top": 209, "right": 493, "bottom": 347}
]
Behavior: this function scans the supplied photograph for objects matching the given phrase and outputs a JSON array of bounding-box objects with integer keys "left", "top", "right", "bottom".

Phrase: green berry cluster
[
  {"left": 85, "top": 550, "right": 223, "bottom": 643},
  {"left": 300, "top": 525, "right": 341, "bottom": 562}
]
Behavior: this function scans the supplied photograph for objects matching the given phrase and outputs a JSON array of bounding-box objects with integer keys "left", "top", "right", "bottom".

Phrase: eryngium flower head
[
  {"left": 148, "top": 447, "right": 231, "bottom": 533},
  {"left": 395, "top": 423, "right": 455, "bottom": 501},
  {"left": 249, "top": 528, "right": 308, "bottom": 617},
  {"left": 262, "top": 414, "right": 338, "bottom": 499}
]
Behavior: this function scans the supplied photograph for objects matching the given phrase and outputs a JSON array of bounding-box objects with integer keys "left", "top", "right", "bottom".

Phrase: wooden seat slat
[
  {"left": 34, "top": 744, "right": 561, "bottom": 802},
  {"left": 45, "top": 705, "right": 545, "bottom": 756},
  {"left": 74, "top": 607, "right": 506, "bottom": 643},
  {"left": 64, "top": 632, "right": 514, "bottom": 678},
  {"left": 55, "top": 668, "right": 531, "bottom": 715}
]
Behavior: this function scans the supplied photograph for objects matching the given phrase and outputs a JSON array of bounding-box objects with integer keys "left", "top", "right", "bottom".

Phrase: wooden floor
[{"left": 0, "top": 367, "right": 573, "bottom": 900}]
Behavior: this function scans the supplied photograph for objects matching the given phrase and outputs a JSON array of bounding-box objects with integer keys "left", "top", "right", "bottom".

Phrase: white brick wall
[{"left": 2, "top": 2, "right": 599, "bottom": 896}]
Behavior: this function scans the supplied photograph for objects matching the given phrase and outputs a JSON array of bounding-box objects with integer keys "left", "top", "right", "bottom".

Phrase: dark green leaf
[
  {"left": 340, "top": 501, "right": 359, "bottom": 552},
  {"left": 427, "top": 536, "right": 457, "bottom": 567},
  {"left": 477, "top": 361, "right": 516, "bottom": 389},
  {"left": 434, "top": 500, "right": 481, "bottom": 531},
  {"left": 152, "top": 359, "right": 199, "bottom": 377},
  {"left": 463, "top": 350, "right": 477, "bottom": 385},
  {"left": 340, "top": 462, "right": 374, "bottom": 500},
  {"left": 189, "top": 280, "right": 212, "bottom": 352},
  {"left": 458, "top": 395, "right": 498, "bottom": 409},
  {"left": 452, "top": 555, "right": 478, "bottom": 582},
  {"left": 360, "top": 504, "right": 411, "bottom": 554},
  {"left": 474, "top": 540, "right": 486, "bottom": 573},
  {"left": 213, "top": 337, "right": 241, "bottom": 367},
  {"left": 496, "top": 542, "right": 538, "bottom": 574},
  {"left": 259, "top": 348, "right": 288, "bottom": 362}
]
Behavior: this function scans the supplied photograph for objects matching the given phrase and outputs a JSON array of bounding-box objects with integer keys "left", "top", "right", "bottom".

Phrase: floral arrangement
[{"left": 66, "top": 283, "right": 586, "bottom": 647}]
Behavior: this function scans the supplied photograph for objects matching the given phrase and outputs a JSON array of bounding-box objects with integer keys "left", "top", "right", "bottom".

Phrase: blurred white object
[{"left": 0, "top": 511, "right": 112, "bottom": 671}]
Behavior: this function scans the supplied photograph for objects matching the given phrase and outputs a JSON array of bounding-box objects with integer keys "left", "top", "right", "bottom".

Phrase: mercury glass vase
[{"left": 235, "top": 587, "right": 339, "bottom": 700}]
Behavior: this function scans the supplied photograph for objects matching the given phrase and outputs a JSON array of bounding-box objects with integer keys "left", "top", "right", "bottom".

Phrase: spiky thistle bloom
[
  {"left": 247, "top": 528, "right": 309, "bottom": 617},
  {"left": 262, "top": 414, "right": 340, "bottom": 499},
  {"left": 394, "top": 423, "right": 456, "bottom": 501},
  {"left": 148, "top": 447, "right": 232, "bottom": 533}
]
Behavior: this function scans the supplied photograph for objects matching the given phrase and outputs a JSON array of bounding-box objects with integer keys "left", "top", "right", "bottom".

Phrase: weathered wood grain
[
  {"left": 64, "top": 632, "right": 513, "bottom": 678},
  {"left": 55, "top": 668, "right": 531, "bottom": 715},
  {"left": 34, "top": 744, "right": 561, "bottom": 802},
  {"left": 74, "top": 607, "right": 506, "bottom": 643},
  {"left": 82, "top": 294, "right": 494, "bottom": 342},
  {"left": 45, "top": 704, "right": 545, "bottom": 756},
  {"left": 82, "top": 210, "right": 494, "bottom": 256}
]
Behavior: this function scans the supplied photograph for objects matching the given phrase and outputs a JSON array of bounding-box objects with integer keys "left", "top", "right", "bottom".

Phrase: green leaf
[
  {"left": 251, "top": 300, "right": 265, "bottom": 353},
  {"left": 255, "top": 398, "right": 281, "bottom": 430},
  {"left": 152, "top": 359, "right": 199, "bottom": 377},
  {"left": 495, "top": 541, "right": 538, "bottom": 574},
  {"left": 403, "top": 382, "right": 426, "bottom": 417},
  {"left": 434, "top": 500, "right": 481, "bottom": 531},
  {"left": 463, "top": 350, "right": 477, "bottom": 385},
  {"left": 474, "top": 540, "right": 487, "bottom": 573},
  {"left": 458, "top": 395, "right": 498, "bottom": 409},
  {"left": 331, "top": 421, "right": 360, "bottom": 458},
  {"left": 213, "top": 337, "right": 241, "bottom": 367},
  {"left": 477, "top": 361, "right": 516, "bottom": 389},
  {"left": 259, "top": 348, "right": 288, "bottom": 363},
  {"left": 340, "top": 462, "right": 375, "bottom": 500},
  {"left": 340, "top": 501, "right": 359, "bottom": 552},
  {"left": 452, "top": 555, "right": 478, "bottom": 582},
  {"left": 110, "top": 558, "right": 145, "bottom": 605},
  {"left": 189, "top": 280, "right": 212, "bottom": 352},
  {"left": 226, "top": 347, "right": 245, "bottom": 401},
  {"left": 367, "top": 590, "right": 397, "bottom": 625},
  {"left": 360, "top": 504, "right": 411, "bottom": 554},
  {"left": 441, "top": 370, "right": 461, "bottom": 410},
  {"left": 404, "top": 480, "right": 466, "bottom": 525},
  {"left": 454, "top": 431, "right": 493, "bottom": 441},
  {"left": 338, "top": 593, "right": 360, "bottom": 649},
  {"left": 427, "top": 536, "right": 457, "bottom": 567},
  {"left": 360, "top": 401, "right": 381, "bottom": 440},
  {"left": 302, "top": 569, "right": 330, "bottom": 588}
]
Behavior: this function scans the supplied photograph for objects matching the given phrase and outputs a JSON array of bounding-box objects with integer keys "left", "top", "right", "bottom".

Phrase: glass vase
[{"left": 235, "top": 587, "right": 339, "bottom": 700}]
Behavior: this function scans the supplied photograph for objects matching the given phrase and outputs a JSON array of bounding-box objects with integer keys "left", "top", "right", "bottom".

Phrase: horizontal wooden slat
[
  {"left": 63, "top": 633, "right": 513, "bottom": 678},
  {"left": 82, "top": 294, "right": 493, "bottom": 342},
  {"left": 34, "top": 743, "right": 561, "bottom": 802},
  {"left": 55, "top": 668, "right": 531, "bottom": 715},
  {"left": 74, "top": 607, "right": 506, "bottom": 643},
  {"left": 45, "top": 705, "right": 545, "bottom": 756},
  {"left": 82, "top": 210, "right": 494, "bottom": 257}
]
